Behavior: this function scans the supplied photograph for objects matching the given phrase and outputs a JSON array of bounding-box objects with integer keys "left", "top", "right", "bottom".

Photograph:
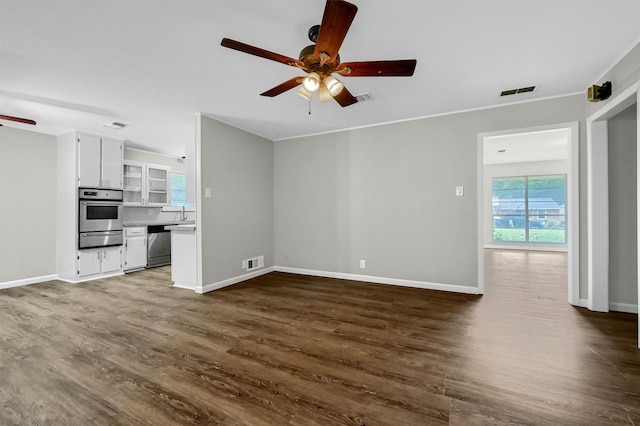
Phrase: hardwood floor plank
[{"left": 1, "top": 250, "right": 638, "bottom": 424}]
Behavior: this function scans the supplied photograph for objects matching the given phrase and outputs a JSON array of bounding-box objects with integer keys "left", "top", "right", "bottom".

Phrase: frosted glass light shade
[
  {"left": 302, "top": 72, "right": 321, "bottom": 93},
  {"left": 319, "top": 86, "right": 333, "bottom": 102},
  {"left": 324, "top": 76, "right": 344, "bottom": 96},
  {"left": 297, "top": 86, "right": 312, "bottom": 100}
]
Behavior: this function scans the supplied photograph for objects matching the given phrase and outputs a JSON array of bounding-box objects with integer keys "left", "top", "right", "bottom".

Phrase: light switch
[
  {"left": 205, "top": 187, "right": 212, "bottom": 198},
  {"left": 456, "top": 186, "right": 464, "bottom": 196}
]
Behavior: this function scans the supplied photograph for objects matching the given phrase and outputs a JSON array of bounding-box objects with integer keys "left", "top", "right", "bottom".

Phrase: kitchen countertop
[
  {"left": 124, "top": 220, "right": 194, "bottom": 227},
  {"left": 165, "top": 224, "right": 196, "bottom": 231}
]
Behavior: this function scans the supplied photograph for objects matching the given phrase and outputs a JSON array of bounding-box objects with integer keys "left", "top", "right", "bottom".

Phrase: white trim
[
  {"left": 195, "top": 114, "right": 203, "bottom": 292},
  {"left": 197, "top": 267, "right": 274, "bottom": 294},
  {"left": 274, "top": 267, "right": 481, "bottom": 295},
  {"left": 609, "top": 302, "right": 638, "bottom": 314},
  {"left": 586, "top": 81, "right": 640, "bottom": 313},
  {"left": 275, "top": 92, "right": 584, "bottom": 142},
  {"left": 0, "top": 274, "right": 58, "bottom": 290},
  {"left": 477, "top": 133, "right": 485, "bottom": 294},
  {"left": 56, "top": 271, "right": 124, "bottom": 284},
  {"left": 478, "top": 121, "right": 580, "bottom": 306}
]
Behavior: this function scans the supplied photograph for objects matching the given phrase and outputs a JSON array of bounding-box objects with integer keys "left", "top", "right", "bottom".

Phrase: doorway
[
  {"left": 477, "top": 122, "right": 580, "bottom": 305},
  {"left": 586, "top": 81, "right": 639, "bottom": 348}
]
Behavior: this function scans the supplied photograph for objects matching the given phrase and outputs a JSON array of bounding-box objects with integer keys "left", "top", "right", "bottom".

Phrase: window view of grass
[{"left": 492, "top": 175, "right": 566, "bottom": 244}]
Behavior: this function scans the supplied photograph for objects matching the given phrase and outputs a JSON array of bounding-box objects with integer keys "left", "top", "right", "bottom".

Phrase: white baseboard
[
  {"left": 577, "top": 298, "right": 637, "bottom": 314},
  {"left": 0, "top": 274, "right": 58, "bottom": 290},
  {"left": 274, "top": 266, "right": 481, "bottom": 295},
  {"left": 198, "top": 266, "right": 275, "bottom": 294},
  {"left": 609, "top": 302, "right": 638, "bottom": 314},
  {"left": 57, "top": 271, "right": 124, "bottom": 284}
]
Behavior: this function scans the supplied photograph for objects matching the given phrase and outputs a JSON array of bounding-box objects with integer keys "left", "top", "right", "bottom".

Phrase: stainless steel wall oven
[{"left": 78, "top": 188, "right": 123, "bottom": 249}]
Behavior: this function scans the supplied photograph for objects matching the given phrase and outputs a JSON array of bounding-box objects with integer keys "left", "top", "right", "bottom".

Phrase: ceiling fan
[
  {"left": 0, "top": 114, "right": 37, "bottom": 126},
  {"left": 221, "top": 0, "right": 417, "bottom": 107}
]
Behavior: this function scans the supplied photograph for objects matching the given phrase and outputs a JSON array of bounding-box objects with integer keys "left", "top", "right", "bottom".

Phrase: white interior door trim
[
  {"left": 585, "top": 80, "right": 640, "bottom": 348},
  {"left": 477, "top": 121, "right": 580, "bottom": 304}
]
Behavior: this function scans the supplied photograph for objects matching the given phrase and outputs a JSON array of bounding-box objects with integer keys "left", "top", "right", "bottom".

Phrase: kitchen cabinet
[
  {"left": 78, "top": 133, "right": 123, "bottom": 189},
  {"left": 57, "top": 131, "right": 125, "bottom": 283},
  {"left": 124, "top": 227, "right": 147, "bottom": 271},
  {"left": 77, "top": 246, "right": 122, "bottom": 277},
  {"left": 123, "top": 161, "right": 171, "bottom": 206}
]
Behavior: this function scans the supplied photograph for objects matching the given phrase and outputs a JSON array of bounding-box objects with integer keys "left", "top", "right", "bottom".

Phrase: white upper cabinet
[
  {"left": 146, "top": 165, "right": 170, "bottom": 206},
  {"left": 123, "top": 160, "right": 171, "bottom": 206},
  {"left": 123, "top": 161, "right": 145, "bottom": 205},
  {"left": 78, "top": 133, "right": 123, "bottom": 189}
]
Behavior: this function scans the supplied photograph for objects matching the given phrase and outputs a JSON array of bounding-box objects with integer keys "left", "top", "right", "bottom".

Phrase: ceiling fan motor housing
[
  {"left": 308, "top": 25, "right": 321, "bottom": 43},
  {"left": 299, "top": 44, "right": 340, "bottom": 74}
]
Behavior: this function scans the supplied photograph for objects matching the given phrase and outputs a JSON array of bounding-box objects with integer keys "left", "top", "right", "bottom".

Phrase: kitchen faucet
[{"left": 179, "top": 205, "right": 187, "bottom": 222}]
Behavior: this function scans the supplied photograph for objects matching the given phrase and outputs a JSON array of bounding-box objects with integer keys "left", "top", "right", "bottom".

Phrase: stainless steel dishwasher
[{"left": 147, "top": 225, "right": 173, "bottom": 267}]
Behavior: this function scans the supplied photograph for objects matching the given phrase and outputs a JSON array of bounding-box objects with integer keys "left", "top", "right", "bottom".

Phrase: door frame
[
  {"left": 477, "top": 122, "right": 580, "bottom": 304},
  {"left": 586, "top": 81, "right": 639, "bottom": 332}
]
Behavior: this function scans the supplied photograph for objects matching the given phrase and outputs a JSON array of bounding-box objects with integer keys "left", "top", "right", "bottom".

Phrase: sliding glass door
[{"left": 491, "top": 175, "right": 566, "bottom": 244}]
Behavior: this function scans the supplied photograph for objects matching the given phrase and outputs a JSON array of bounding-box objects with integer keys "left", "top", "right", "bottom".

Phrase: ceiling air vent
[
  {"left": 500, "top": 86, "right": 536, "bottom": 97},
  {"left": 102, "top": 121, "right": 129, "bottom": 130}
]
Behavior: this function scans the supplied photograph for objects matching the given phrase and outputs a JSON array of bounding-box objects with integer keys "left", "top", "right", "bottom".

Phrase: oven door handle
[
  {"left": 80, "top": 231, "right": 122, "bottom": 236},
  {"left": 81, "top": 201, "right": 123, "bottom": 206}
]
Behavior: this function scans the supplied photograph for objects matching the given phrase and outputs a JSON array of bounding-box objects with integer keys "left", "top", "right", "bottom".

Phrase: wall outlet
[
  {"left": 456, "top": 186, "right": 464, "bottom": 196},
  {"left": 243, "top": 255, "right": 264, "bottom": 271},
  {"left": 360, "top": 259, "right": 366, "bottom": 269}
]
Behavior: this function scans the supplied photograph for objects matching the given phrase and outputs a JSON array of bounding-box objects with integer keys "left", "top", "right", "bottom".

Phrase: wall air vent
[
  {"left": 355, "top": 92, "right": 374, "bottom": 102},
  {"left": 500, "top": 86, "right": 536, "bottom": 97},
  {"left": 102, "top": 121, "right": 129, "bottom": 130}
]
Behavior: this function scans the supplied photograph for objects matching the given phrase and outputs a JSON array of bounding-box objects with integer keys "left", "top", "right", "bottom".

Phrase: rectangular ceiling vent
[
  {"left": 102, "top": 121, "right": 129, "bottom": 130},
  {"left": 500, "top": 86, "right": 536, "bottom": 97},
  {"left": 355, "top": 92, "right": 374, "bottom": 102}
]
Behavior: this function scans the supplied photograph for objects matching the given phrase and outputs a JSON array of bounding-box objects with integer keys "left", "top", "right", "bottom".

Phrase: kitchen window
[{"left": 170, "top": 171, "right": 195, "bottom": 208}]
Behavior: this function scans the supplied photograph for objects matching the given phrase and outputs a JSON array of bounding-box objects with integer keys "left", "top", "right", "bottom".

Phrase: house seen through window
[{"left": 492, "top": 175, "right": 566, "bottom": 244}]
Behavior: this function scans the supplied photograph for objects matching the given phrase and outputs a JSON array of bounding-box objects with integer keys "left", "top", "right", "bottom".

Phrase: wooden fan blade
[
  {"left": 337, "top": 60, "right": 417, "bottom": 77},
  {"left": 0, "top": 114, "right": 36, "bottom": 125},
  {"left": 314, "top": 0, "right": 358, "bottom": 64},
  {"left": 260, "top": 77, "right": 304, "bottom": 97},
  {"left": 221, "top": 38, "right": 305, "bottom": 68},
  {"left": 333, "top": 86, "right": 358, "bottom": 107}
]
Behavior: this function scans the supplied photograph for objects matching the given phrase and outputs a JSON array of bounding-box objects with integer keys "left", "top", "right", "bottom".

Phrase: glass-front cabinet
[
  {"left": 146, "top": 165, "right": 170, "bottom": 206},
  {"left": 123, "top": 160, "right": 170, "bottom": 206},
  {"left": 123, "top": 161, "right": 144, "bottom": 205}
]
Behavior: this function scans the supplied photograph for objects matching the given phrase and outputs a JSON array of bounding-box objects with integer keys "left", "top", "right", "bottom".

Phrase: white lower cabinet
[
  {"left": 124, "top": 227, "right": 147, "bottom": 271},
  {"left": 78, "top": 247, "right": 122, "bottom": 277}
]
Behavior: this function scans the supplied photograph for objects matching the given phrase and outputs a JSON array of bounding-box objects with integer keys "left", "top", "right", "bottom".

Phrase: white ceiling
[
  {"left": 483, "top": 128, "right": 569, "bottom": 165},
  {"left": 1, "top": 0, "right": 639, "bottom": 157}
]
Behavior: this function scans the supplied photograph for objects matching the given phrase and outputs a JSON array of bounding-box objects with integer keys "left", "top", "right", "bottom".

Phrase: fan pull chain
[{"left": 308, "top": 98, "right": 311, "bottom": 115}]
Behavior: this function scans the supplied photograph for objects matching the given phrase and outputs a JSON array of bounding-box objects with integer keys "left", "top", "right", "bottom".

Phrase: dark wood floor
[{"left": 0, "top": 250, "right": 638, "bottom": 425}]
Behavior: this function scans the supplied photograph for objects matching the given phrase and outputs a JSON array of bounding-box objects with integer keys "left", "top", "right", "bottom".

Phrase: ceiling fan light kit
[{"left": 220, "top": 0, "right": 417, "bottom": 109}]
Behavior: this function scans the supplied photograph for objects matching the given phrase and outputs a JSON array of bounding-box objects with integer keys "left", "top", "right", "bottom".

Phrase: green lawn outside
[{"left": 493, "top": 228, "right": 566, "bottom": 244}]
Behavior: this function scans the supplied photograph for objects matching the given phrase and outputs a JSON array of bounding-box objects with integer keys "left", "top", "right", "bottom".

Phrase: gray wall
[
  {"left": 0, "top": 127, "right": 57, "bottom": 283},
  {"left": 198, "top": 115, "right": 274, "bottom": 286},
  {"left": 275, "top": 95, "right": 585, "bottom": 289},
  {"left": 608, "top": 103, "right": 638, "bottom": 306}
]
